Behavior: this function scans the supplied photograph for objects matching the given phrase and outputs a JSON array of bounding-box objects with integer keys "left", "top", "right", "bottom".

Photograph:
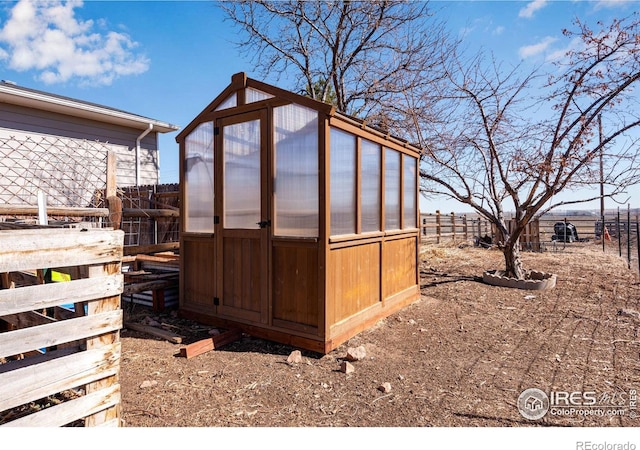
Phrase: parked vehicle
[{"left": 552, "top": 222, "right": 579, "bottom": 243}]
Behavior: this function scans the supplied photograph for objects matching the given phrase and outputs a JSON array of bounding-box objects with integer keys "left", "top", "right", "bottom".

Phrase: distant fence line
[
  {"left": 421, "top": 208, "right": 640, "bottom": 274},
  {"left": 420, "top": 211, "right": 489, "bottom": 245}
]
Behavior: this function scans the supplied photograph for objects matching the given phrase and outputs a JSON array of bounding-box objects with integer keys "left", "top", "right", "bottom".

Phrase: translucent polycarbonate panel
[
  {"left": 361, "top": 139, "right": 381, "bottom": 233},
  {"left": 184, "top": 122, "right": 214, "bottom": 233},
  {"left": 246, "top": 87, "right": 275, "bottom": 103},
  {"left": 215, "top": 93, "right": 237, "bottom": 111},
  {"left": 273, "top": 104, "right": 319, "bottom": 237},
  {"left": 330, "top": 128, "right": 356, "bottom": 236},
  {"left": 403, "top": 154, "right": 417, "bottom": 229},
  {"left": 384, "top": 148, "right": 401, "bottom": 230},
  {"left": 223, "top": 119, "right": 261, "bottom": 229}
]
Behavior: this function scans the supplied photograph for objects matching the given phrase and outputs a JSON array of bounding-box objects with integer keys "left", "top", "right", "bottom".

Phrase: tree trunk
[{"left": 503, "top": 239, "right": 525, "bottom": 279}]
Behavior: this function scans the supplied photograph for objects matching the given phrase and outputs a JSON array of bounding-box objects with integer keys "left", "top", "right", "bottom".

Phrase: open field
[{"left": 119, "top": 242, "right": 640, "bottom": 427}]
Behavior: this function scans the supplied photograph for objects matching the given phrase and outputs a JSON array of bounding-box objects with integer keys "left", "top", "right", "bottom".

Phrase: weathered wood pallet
[{"left": 0, "top": 227, "right": 124, "bottom": 427}]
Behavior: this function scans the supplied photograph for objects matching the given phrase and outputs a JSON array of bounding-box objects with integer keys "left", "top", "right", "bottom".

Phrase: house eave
[{"left": 0, "top": 82, "right": 180, "bottom": 134}]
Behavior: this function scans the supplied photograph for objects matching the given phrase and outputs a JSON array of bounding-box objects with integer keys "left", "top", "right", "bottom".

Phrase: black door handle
[{"left": 257, "top": 220, "right": 271, "bottom": 228}]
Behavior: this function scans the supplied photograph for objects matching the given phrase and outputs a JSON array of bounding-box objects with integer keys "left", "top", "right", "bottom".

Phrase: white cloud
[
  {"left": 518, "top": 0, "right": 549, "bottom": 18},
  {"left": 493, "top": 26, "right": 505, "bottom": 36},
  {"left": 0, "top": 0, "right": 149, "bottom": 85},
  {"left": 518, "top": 36, "right": 558, "bottom": 59},
  {"left": 594, "top": 0, "right": 635, "bottom": 9}
]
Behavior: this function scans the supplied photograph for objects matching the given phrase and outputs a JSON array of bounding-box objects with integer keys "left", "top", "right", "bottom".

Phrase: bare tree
[
  {"left": 409, "top": 14, "right": 640, "bottom": 279},
  {"left": 218, "top": 0, "right": 454, "bottom": 118}
]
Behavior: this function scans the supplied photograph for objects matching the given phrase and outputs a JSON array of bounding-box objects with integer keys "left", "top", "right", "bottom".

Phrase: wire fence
[
  {"left": 0, "top": 134, "right": 108, "bottom": 208},
  {"left": 0, "top": 133, "right": 179, "bottom": 248}
]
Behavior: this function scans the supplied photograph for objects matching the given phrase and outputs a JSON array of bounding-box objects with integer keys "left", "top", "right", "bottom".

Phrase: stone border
[{"left": 482, "top": 269, "right": 557, "bottom": 291}]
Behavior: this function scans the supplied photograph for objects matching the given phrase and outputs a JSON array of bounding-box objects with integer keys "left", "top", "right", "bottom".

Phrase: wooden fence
[
  {"left": 0, "top": 225, "right": 124, "bottom": 427},
  {"left": 420, "top": 211, "right": 492, "bottom": 244},
  {"left": 115, "top": 183, "right": 179, "bottom": 251}
]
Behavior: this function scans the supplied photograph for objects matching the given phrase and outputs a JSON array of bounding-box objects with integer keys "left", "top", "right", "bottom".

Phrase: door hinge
[
  {"left": 213, "top": 297, "right": 220, "bottom": 306},
  {"left": 214, "top": 215, "right": 220, "bottom": 224},
  {"left": 214, "top": 127, "right": 220, "bottom": 136}
]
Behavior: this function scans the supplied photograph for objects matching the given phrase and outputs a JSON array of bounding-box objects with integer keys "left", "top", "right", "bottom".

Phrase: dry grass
[{"left": 119, "top": 242, "right": 640, "bottom": 427}]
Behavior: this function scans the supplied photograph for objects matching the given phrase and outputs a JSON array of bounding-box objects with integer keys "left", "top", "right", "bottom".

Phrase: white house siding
[{"left": 0, "top": 103, "right": 160, "bottom": 206}]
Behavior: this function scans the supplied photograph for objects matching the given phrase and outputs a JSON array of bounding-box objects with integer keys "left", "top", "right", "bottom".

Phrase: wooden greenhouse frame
[{"left": 176, "top": 72, "right": 420, "bottom": 354}]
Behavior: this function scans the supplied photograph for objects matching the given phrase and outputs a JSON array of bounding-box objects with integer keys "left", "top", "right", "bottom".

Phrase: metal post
[
  {"left": 617, "top": 208, "right": 622, "bottom": 257},
  {"left": 636, "top": 220, "right": 640, "bottom": 276},
  {"left": 602, "top": 214, "right": 605, "bottom": 252},
  {"left": 599, "top": 114, "right": 604, "bottom": 218},
  {"left": 627, "top": 204, "right": 631, "bottom": 270}
]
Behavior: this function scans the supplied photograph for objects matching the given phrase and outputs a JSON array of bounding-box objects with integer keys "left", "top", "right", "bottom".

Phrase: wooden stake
[{"left": 179, "top": 329, "right": 242, "bottom": 359}]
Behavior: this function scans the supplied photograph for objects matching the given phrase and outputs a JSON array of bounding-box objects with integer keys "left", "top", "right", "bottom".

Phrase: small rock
[
  {"left": 378, "top": 382, "right": 392, "bottom": 393},
  {"left": 142, "top": 316, "right": 160, "bottom": 327},
  {"left": 408, "top": 319, "right": 417, "bottom": 325},
  {"left": 340, "top": 361, "right": 355, "bottom": 374},
  {"left": 208, "top": 328, "right": 221, "bottom": 336},
  {"left": 524, "top": 295, "right": 536, "bottom": 300},
  {"left": 139, "top": 380, "right": 157, "bottom": 389},
  {"left": 345, "top": 345, "right": 367, "bottom": 361},
  {"left": 287, "top": 350, "right": 302, "bottom": 364},
  {"left": 618, "top": 308, "right": 640, "bottom": 320},
  {"left": 419, "top": 328, "right": 428, "bottom": 333}
]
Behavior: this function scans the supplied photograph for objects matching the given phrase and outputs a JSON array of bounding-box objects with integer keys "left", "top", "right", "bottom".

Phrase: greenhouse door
[{"left": 215, "top": 110, "right": 270, "bottom": 324}]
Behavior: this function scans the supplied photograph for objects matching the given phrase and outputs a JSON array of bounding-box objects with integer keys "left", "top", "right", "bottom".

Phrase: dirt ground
[{"left": 119, "top": 242, "right": 640, "bottom": 427}]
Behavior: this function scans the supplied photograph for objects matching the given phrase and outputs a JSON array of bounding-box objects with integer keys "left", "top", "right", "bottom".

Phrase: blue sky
[{"left": 0, "top": 0, "right": 638, "bottom": 214}]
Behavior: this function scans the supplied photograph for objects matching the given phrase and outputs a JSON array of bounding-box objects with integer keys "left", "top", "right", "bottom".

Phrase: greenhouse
[{"left": 176, "top": 72, "right": 420, "bottom": 353}]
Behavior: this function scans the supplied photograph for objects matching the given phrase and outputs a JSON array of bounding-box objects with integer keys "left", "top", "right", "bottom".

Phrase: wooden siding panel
[
  {"left": 328, "top": 242, "right": 380, "bottom": 324},
  {"left": 222, "top": 237, "right": 261, "bottom": 313},
  {"left": 382, "top": 237, "right": 417, "bottom": 300},
  {"left": 0, "top": 104, "right": 158, "bottom": 149},
  {"left": 272, "top": 244, "right": 319, "bottom": 327},
  {"left": 181, "top": 239, "right": 215, "bottom": 312}
]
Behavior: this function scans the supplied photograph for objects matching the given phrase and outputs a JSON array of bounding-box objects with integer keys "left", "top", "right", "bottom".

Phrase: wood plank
[
  {"left": 0, "top": 274, "right": 123, "bottom": 316},
  {"left": 179, "top": 338, "right": 214, "bottom": 359},
  {"left": 1, "top": 272, "right": 14, "bottom": 289},
  {"left": 0, "top": 342, "right": 120, "bottom": 413},
  {"left": 122, "top": 208, "right": 179, "bottom": 218},
  {"left": 106, "top": 151, "right": 117, "bottom": 198},
  {"left": 124, "top": 322, "right": 184, "bottom": 344},
  {"left": 1, "top": 384, "right": 120, "bottom": 427},
  {"left": 152, "top": 288, "right": 165, "bottom": 311},
  {"left": 84, "top": 262, "right": 121, "bottom": 427},
  {"left": 123, "top": 242, "right": 180, "bottom": 256},
  {"left": 1, "top": 311, "right": 55, "bottom": 328},
  {"left": 0, "top": 204, "right": 110, "bottom": 217},
  {"left": 0, "top": 229, "right": 124, "bottom": 272},
  {"left": 0, "top": 310, "right": 122, "bottom": 359},
  {"left": 135, "top": 253, "right": 180, "bottom": 265},
  {"left": 123, "top": 279, "right": 175, "bottom": 296},
  {"left": 178, "top": 329, "right": 242, "bottom": 359}
]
